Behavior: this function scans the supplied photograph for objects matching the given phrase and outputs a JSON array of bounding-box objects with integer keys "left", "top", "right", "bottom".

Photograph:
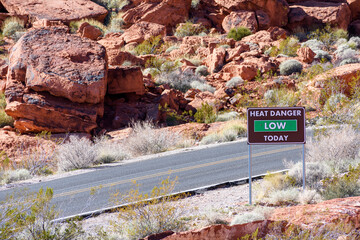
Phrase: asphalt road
[{"left": 0, "top": 138, "right": 305, "bottom": 219}]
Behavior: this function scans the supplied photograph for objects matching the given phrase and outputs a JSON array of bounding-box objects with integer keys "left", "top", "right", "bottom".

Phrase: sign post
[{"left": 247, "top": 107, "right": 306, "bottom": 204}]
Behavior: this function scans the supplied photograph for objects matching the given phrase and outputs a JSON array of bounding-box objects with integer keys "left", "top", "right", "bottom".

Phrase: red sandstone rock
[
  {"left": 287, "top": 1, "right": 351, "bottom": 30},
  {"left": 310, "top": 63, "right": 360, "bottom": 97},
  {"left": 121, "top": 21, "right": 166, "bottom": 44},
  {"left": 297, "top": 47, "right": 315, "bottom": 64},
  {"left": 348, "top": 0, "right": 360, "bottom": 20},
  {"left": 107, "top": 66, "right": 145, "bottom": 95},
  {"left": 205, "top": 47, "right": 226, "bottom": 73},
  {"left": 270, "top": 197, "right": 360, "bottom": 229},
  {"left": 241, "top": 30, "right": 273, "bottom": 50},
  {"left": 187, "top": 91, "right": 224, "bottom": 111},
  {"left": 184, "top": 89, "right": 201, "bottom": 101},
  {"left": 215, "top": 0, "right": 289, "bottom": 28},
  {"left": 77, "top": 22, "right": 102, "bottom": 40},
  {"left": 4, "top": 27, "right": 107, "bottom": 133},
  {"left": 0, "top": 0, "right": 108, "bottom": 23},
  {"left": 226, "top": 43, "right": 251, "bottom": 62},
  {"left": 163, "top": 221, "right": 276, "bottom": 240},
  {"left": 122, "top": 0, "right": 192, "bottom": 30},
  {"left": 222, "top": 10, "right": 258, "bottom": 33}
]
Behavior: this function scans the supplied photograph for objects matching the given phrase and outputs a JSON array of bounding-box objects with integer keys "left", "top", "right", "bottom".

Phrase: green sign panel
[{"left": 254, "top": 120, "right": 297, "bottom": 132}]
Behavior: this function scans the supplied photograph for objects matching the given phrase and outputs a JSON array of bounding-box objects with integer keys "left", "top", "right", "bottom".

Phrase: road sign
[{"left": 247, "top": 107, "right": 306, "bottom": 145}]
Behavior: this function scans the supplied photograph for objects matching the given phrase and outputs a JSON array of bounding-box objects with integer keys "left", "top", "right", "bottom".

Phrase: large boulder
[
  {"left": 222, "top": 10, "right": 258, "bottom": 33},
  {"left": 215, "top": 0, "right": 289, "bottom": 28},
  {"left": 120, "top": 21, "right": 166, "bottom": 44},
  {"left": 348, "top": 0, "right": 360, "bottom": 20},
  {"left": 122, "top": 0, "right": 192, "bottom": 30},
  {"left": 287, "top": 1, "right": 351, "bottom": 30},
  {"left": 107, "top": 66, "right": 145, "bottom": 95},
  {"left": 5, "top": 27, "right": 107, "bottom": 133},
  {"left": 0, "top": 0, "right": 108, "bottom": 23}
]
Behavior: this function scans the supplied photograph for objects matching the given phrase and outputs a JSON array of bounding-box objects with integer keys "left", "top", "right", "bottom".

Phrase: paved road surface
[{"left": 0, "top": 139, "right": 305, "bottom": 218}]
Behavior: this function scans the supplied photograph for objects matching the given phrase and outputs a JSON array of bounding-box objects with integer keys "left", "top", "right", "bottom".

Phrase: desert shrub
[
  {"left": 194, "top": 102, "right": 216, "bottom": 123},
  {"left": 287, "top": 161, "right": 332, "bottom": 189},
  {"left": 134, "top": 35, "right": 163, "bottom": 55},
  {"left": 255, "top": 172, "right": 292, "bottom": 202},
  {"left": 200, "top": 120, "right": 246, "bottom": 144},
  {"left": 2, "top": 169, "right": 31, "bottom": 184},
  {"left": 2, "top": 17, "right": 25, "bottom": 39},
  {"left": 91, "top": 0, "right": 129, "bottom": 10},
  {"left": 313, "top": 49, "right": 332, "bottom": 62},
  {"left": 95, "top": 136, "right": 129, "bottom": 164},
  {"left": 279, "top": 59, "right": 303, "bottom": 76},
  {"left": 301, "top": 39, "right": 325, "bottom": 52},
  {"left": 298, "top": 189, "right": 322, "bottom": 205},
  {"left": 268, "top": 37, "right": 300, "bottom": 57},
  {"left": 307, "top": 25, "right": 348, "bottom": 49},
  {"left": 0, "top": 111, "right": 13, "bottom": 128},
  {"left": 165, "top": 45, "right": 179, "bottom": 53},
  {"left": 226, "top": 76, "right": 244, "bottom": 88},
  {"left": 143, "top": 68, "right": 161, "bottom": 78},
  {"left": 190, "top": 80, "right": 215, "bottom": 92},
  {"left": 174, "top": 21, "right": 206, "bottom": 38},
  {"left": 231, "top": 207, "right": 273, "bottom": 226},
  {"left": 106, "top": 13, "right": 125, "bottom": 34},
  {"left": 160, "top": 61, "right": 180, "bottom": 73},
  {"left": 339, "top": 57, "right": 359, "bottom": 66},
  {"left": 227, "top": 27, "right": 252, "bottom": 41},
  {"left": 263, "top": 88, "right": 300, "bottom": 107},
  {"left": 307, "top": 126, "right": 360, "bottom": 173},
  {"left": 322, "top": 166, "right": 360, "bottom": 200},
  {"left": 216, "top": 111, "right": 239, "bottom": 122},
  {"left": 56, "top": 135, "right": 98, "bottom": 171},
  {"left": 69, "top": 18, "right": 106, "bottom": 35},
  {"left": 349, "top": 36, "right": 360, "bottom": 48},
  {"left": 262, "top": 188, "right": 300, "bottom": 205},
  {"left": 195, "top": 65, "right": 209, "bottom": 76},
  {"left": 324, "top": 93, "right": 349, "bottom": 113},
  {"left": 335, "top": 48, "right": 358, "bottom": 64},
  {"left": 0, "top": 188, "right": 83, "bottom": 240},
  {"left": 125, "top": 120, "right": 181, "bottom": 156},
  {"left": 111, "top": 177, "right": 188, "bottom": 240},
  {"left": 156, "top": 70, "right": 211, "bottom": 93}
]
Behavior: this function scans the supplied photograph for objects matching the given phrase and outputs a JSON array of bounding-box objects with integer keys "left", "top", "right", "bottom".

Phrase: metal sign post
[{"left": 247, "top": 107, "right": 306, "bottom": 205}]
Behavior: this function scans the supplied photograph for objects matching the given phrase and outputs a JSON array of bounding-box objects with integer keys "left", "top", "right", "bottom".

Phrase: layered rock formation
[
  {"left": 0, "top": 0, "right": 108, "bottom": 22},
  {"left": 5, "top": 27, "right": 107, "bottom": 133}
]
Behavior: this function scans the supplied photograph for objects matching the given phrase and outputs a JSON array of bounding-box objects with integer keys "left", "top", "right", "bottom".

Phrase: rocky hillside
[{"left": 0, "top": 0, "right": 358, "bottom": 135}]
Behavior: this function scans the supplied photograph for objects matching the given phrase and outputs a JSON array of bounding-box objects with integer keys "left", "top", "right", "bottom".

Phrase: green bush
[
  {"left": 0, "top": 94, "right": 13, "bottom": 128},
  {"left": 227, "top": 27, "right": 252, "bottom": 41},
  {"left": 0, "top": 188, "right": 83, "bottom": 239},
  {"left": 313, "top": 49, "right": 332, "bottom": 62},
  {"left": 268, "top": 37, "right": 300, "bottom": 57},
  {"left": 134, "top": 35, "right": 163, "bottom": 55},
  {"left": 1, "top": 17, "right": 25, "bottom": 39},
  {"left": 322, "top": 166, "right": 360, "bottom": 200},
  {"left": 111, "top": 177, "right": 188, "bottom": 240},
  {"left": 194, "top": 102, "right": 216, "bottom": 123},
  {"left": 263, "top": 88, "right": 300, "bottom": 107},
  {"left": 279, "top": 59, "right": 303, "bottom": 76},
  {"left": 307, "top": 25, "right": 348, "bottom": 49},
  {"left": 174, "top": 21, "right": 206, "bottom": 38}
]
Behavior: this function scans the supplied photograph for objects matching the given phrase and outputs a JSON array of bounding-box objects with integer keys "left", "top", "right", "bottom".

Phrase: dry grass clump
[{"left": 125, "top": 120, "right": 183, "bottom": 156}]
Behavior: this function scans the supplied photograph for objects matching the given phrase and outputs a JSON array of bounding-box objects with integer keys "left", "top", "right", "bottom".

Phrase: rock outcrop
[
  {"left": 107, "top": 66, "right": 145, "bottom": 95},
  {"left": 5, "top": 27, "right": 107, "bottom": 133},
  {"left": 214, "top": 0, "right": 290, "bottom": 28},
  {"left": 270, "top": 196, "right": 360, "bottom": 229},
  {"left": 120, "top": 21, "right": 166, "bottom": 44},
  {"left": 287, "top": 1, "right": 351, "bottom": 30},
  {"left": 122, "top": 0, "right": 192, "bottom": 31},
  {"left": 0, "top": 0, "right": 108, "bottom": 23}
]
